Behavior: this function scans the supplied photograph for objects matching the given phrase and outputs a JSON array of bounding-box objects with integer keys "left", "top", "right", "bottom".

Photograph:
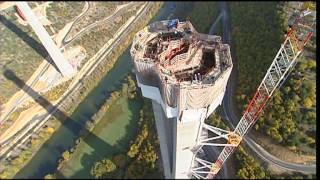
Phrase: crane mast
[{"left": 190, "top": 4, "right": 315, "bottom": 179}]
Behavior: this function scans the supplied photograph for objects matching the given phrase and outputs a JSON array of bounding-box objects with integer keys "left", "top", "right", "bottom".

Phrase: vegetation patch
[
  {"left": 185, "top": 2, "right": 221, "bottom": 34},
  {"left": 67, "top": 2, "right": 144, "bottom": 68},
  {"left": 44, "top": 75, "right": 161, "bottom": 179},
  {"left": 66, "top": 2, "right": 128, "bottom": 39},
  {"left": 229, "top": 2, "right": 316, "bottom": 154},
  {"left": 0, "top": 3, "right": 162, "bottom": 179},
  {"left": 0, "top": 9, "right": 45, "bottom": 102},
  {"left": 46, "top": 2, "right": 85, "bottom": 32},
  {"left": 206, "top": 107, "right": 316, "bottom": 179}
]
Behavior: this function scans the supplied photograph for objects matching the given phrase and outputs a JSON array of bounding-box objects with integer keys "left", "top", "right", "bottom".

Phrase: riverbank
[
  {"left": 0, "top": 3, "right": 163, "bottom": 179},
  {"left": 2, "top": 2, "right": 243, "bottom": 179},
  {"left": 54, "top": 74, "right": 162, "bottom": 179},
  {"left": 51, "top": 76, "right": 145, "bottom": 178},
  {"left": 36, "top": 74, "right": 162, "bottom": 179}
]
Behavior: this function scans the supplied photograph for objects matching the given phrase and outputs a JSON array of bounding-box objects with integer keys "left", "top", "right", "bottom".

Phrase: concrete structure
[
  {"left": 15, "top": 2, "right": 75, "bottom": 77},
  {"left": 130, "top": 20, "right": 232, "bottom": 178}
]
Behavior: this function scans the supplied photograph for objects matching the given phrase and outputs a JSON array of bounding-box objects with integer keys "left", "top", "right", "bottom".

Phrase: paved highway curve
[
  {"left": 0, "top": 2, "right": 151, "bottom": 158},
  {"left": 0, "top": 1, "right": 90, "bottom": 125},
  {"left": 218, "top": 1, "right": 316, "bottom": 174}
]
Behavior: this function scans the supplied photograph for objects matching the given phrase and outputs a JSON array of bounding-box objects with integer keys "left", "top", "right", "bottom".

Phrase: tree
[
  {"left": 104, "top": 159, "right": 116, "bottom": 173},
  {"left": 44, "top": 173, "right": 56, "bottom": 179},
  {"left": 267, "top": 127, "right": 283, "bottom": 143},
  {"left": 90, "top": 159, "right": 116, "bottom": 178},
  {"left": 62, "top": 150, "right": 70, "bottom": 161},
  {"left": 306, "top": 137, "right": 315, "bottom": 148},
  {"left": 236, "top": 146, "right": 268, "bottom": 179},
  {"left": 306, "top": 59, "right": 316, "bottom": 71},
  {"left": 127, "top": 76, "right": 137, "bottom": 99},
  {"left": 127, "top": 144, "right": 139, "bottom": 158},
  {"left": 297, "top": 62, "right": 307, "bottom": 72},
  {"left": 138, "top": 142, "right": 158, "bottom": 168},
  {"left": 285, "top": 99, "right": 296, "bottom": 112},
  {"left": 47, "top": 127, "right": 55, "bottom": 134},
  {"left": 283, "top": 86, "right": 291, "bottom": 95},
  {"left": 306, "top": 111, "right": 316, "bottom": 123},
  {"left": 303, "top": 97, "right": 313, "bottom": 109}
]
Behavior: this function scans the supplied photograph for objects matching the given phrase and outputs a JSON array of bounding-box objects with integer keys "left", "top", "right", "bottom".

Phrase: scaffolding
[{"left": 131, "top": 19, "right": 233, "bottom": 178}]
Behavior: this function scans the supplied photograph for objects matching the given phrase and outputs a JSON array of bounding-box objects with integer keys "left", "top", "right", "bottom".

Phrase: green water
[
  {"left": 15, "top": 50, "right": 136, "bottom": 179},
  {"left": 59, "top": 97, "right": 142, "bottom": 178},
  {"left": 15, "top": 2, "right": 192, "bottom": 178}
]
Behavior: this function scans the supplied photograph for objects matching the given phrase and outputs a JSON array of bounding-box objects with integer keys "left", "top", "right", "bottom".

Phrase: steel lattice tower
[{"left": 190, "top": 4, "right": 316, "bottom": 179}]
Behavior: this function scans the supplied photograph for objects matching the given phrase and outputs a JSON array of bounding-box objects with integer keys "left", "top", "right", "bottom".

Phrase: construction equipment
[
  {"left": 190, "top": 3, "right": 316, "bottom": 179},
  {"left": 167, "top": 19, "right": 179, "bottom": 29},
  {"left": 131, "top": 19, "right": 233, "bottom": 178},
  {"left": 15, "top": 5, "right": 26, "bottom": 21}
]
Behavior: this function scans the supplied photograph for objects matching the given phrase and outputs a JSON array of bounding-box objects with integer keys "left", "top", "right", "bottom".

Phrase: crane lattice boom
[{"left": 190, "top": 4, "right": 315, "bottom": 179}]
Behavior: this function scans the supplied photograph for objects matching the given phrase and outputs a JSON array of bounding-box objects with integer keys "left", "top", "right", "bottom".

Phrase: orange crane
[{"left": 190, "top": 3, "right": 315, "bottom": 179}]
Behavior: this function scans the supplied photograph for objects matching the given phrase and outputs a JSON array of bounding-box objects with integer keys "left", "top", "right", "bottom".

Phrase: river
[
  {"left": 14, "top": 2, "right": 194, "bottom": 178},
  {"left": 15, "top": 49, "right": 135, "bottom": 179}
]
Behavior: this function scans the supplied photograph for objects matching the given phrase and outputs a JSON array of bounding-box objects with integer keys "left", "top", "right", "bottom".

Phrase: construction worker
[{"left": 198, "top": 73, "right": 201, "bottom": 81}]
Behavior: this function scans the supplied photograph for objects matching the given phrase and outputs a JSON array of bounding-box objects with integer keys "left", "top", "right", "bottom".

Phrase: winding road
[
  {"left": 0, "top": 1, "right": 90, "bottom": 125},
  {"left": 217, "top": 1, "right": 316, "bottom": 174},
  {"left": 1, "top": 1, "right": 315, "bottom": 176},
  {"left": 62, "top": 2, "right": 139, "bottom": 45},
  {"left": 0, "top": 1, "right": 151, "bottom": 158},
  {"left": 0, "top": 1, "right": 135, "bottom": 134}
]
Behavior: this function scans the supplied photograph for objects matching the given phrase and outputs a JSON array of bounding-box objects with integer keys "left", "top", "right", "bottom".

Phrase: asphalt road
[
  {"left": 0, "top": 1, "right": 90, "bottom": 125},
  {"left": 0, "top": 1, "right": 128, "bottom": 140},
  {"left": 218, "top": 1, "right": 316, "bottom": 174},
  {"left": 204, "top": 6, "right": 230, "bottom": 179},
  {"left": 62, "top": 2, "right": 137, "bottom": 45},
  {"left": 0, "top": 1, "right": 151, "bottom": 159},
  {"left": 2, "top": 1, "right": 315, "bottom": 176}
]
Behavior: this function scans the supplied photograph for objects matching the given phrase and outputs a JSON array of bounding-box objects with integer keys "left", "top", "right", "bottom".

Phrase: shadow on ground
[
  {"left": 0, "top": 14, "right": 60, "bottom": 73},
  {"left": 3, "top": 69, "right": 115, "bottom": 178},
  {"left": 4, "top": 67, "right": 146, "bottom": 179},
  {"left": 58, "top": 80, "right": 144, "bottom": 179}
]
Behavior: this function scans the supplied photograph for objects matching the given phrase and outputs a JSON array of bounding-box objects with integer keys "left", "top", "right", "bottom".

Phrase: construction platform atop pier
[{"left": 131, "top": 19, "right": 232, "bottom": 87}]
